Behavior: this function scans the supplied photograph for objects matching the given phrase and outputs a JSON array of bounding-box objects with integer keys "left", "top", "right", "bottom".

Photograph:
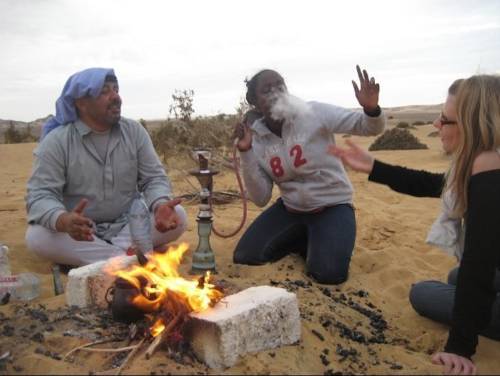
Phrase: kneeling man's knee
[
  {"left": 25, "top": 225, "right": 51, "bottom": 254},
  {"left": 165, "top": 205, "right": 188, "bottom": 242},
  {"left": 175, "top": 205, "right": 188, "bottom": 232}
]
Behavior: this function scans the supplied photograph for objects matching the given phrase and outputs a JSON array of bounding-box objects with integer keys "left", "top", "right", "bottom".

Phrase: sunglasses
[{"left": 438, "top": 112, "right": 457, "bottom": 126}]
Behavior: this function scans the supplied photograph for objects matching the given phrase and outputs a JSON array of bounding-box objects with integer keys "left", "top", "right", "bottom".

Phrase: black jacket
[{"left": 369, "top": 160, "right": 500, "bottom": 358}]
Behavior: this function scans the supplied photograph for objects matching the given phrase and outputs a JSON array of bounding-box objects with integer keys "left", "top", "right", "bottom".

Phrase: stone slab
[
  {"left": 186, "top": 286, "right": 301, "bottom": 369},
  {"left": 66, "top": 255, "right": 137, "bottom": 308}
]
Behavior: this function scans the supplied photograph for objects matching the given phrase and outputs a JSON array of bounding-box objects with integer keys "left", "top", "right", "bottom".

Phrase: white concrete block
[
  {"left": 187, "top": 286, "right": 301, "bottom": 369},
  {"left": 66, "top": 255, "right": 137, "bottom": 308}
]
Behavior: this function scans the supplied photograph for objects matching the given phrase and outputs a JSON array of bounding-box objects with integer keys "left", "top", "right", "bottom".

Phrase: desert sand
[{"left": 1, "top": 123, "right": 499, "bottom": 375}]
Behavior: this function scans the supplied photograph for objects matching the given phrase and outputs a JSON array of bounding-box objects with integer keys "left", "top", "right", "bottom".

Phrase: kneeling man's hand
[
  {"left": 154, "top": 198, "right": 182, "bottom": 233},
  {"left": 56, "top": 199, "right": 94, "bottom": 241}
]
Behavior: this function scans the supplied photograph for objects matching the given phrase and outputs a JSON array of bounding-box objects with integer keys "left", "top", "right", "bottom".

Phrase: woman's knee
[
  {"left": 233, "top": 249, "right": 249, "bottom": 264},
  {"left": 307, "top": 264, "right": 349, "bottom": 285},
  {"left": 306, "top": 245, "right": 353, "bottom": 285},
  {"left": 409, "top": 280, "right": 455, "bottom": 324},
  {"left": 447, "top": 267, "right": 459, "bottom": 285},
  {"left": 233, "top": 243, "right": 265, "bottom": 265},
  {"left": 409, "top": 282, "right": 429, "bottom": 313},
  {"left": 232, "top": 226, "right": 278, "bottom": 266},
  {"left": 409, "top": 280, "right": 447, "bottom": 314}
]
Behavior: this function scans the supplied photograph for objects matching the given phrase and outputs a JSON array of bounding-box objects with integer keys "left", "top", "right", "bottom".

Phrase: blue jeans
[
  {"left": 409, "top": 267, "right": 500, "bottom": 340},
  {"left": 233, "top": 199, "right": 356, "bottom": 285}
]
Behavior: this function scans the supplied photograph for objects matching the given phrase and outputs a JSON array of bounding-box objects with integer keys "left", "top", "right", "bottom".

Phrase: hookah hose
[{"left": 210, "top": 138, "right": 248, "bottom": 238}]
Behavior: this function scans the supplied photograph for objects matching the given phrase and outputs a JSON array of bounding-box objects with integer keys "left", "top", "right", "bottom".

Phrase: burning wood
[
  {"left": 145, "top": 312, "right": 182, "bottom": 359},
  {"left": 103, "top": 242, "right": 223, "bottom": 362}
]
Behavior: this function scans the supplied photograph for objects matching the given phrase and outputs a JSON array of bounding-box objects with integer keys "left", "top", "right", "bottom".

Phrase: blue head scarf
[{"left": 41, "top": 67, "right": 116, "bottom": 140}]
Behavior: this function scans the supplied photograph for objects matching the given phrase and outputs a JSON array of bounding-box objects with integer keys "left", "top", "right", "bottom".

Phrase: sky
[{"left": 1, "top": 0, "right": 499, "bottom": 122}]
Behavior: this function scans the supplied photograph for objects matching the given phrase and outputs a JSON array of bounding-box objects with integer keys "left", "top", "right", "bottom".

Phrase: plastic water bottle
[
  {"left": 0, "top": 272, "right": 40, "bottom": 301},
  {"left": 128, "top": 194, "right": 153, "bottom": 254},
  {"left": 0, "top": 243, "right": 11, "bottom": 276}
]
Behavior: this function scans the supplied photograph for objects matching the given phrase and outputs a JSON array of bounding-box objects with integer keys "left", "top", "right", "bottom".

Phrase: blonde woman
[{"left": 329, "top": 75, "right": 500, "bottom": 375}]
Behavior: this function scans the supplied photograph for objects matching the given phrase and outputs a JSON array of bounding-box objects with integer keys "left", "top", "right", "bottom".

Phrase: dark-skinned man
[{"left": 26, "top": 68, "right": 187, "bottom": 266}]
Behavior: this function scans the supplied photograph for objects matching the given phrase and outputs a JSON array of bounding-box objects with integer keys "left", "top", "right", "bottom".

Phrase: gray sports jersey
[{"left": 240, "top": 101, "right": 385, "bottom": 211}]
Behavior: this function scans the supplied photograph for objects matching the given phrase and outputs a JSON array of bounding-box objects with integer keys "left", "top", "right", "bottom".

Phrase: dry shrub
[
  {"left": 396, "top": 121, "right": 410, "bottom": 129},
  {"left": 369, "top": 128, "right": 428, "bottom": 151},
  {"left": 151, "top": 114, "right": 238, "bottom": 160},
  {"left": 3, "top": 123, "right": 37, "bottom": 144}
]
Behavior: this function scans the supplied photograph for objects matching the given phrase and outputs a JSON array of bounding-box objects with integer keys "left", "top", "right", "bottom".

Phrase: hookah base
[{"left": 190, "top": 264, "right": 217, "bottom": 275}]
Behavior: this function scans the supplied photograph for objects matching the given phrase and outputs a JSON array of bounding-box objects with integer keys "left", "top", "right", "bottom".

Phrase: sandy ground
[{"left": 1, "top": 123, "right": 499, "bottom": 375}]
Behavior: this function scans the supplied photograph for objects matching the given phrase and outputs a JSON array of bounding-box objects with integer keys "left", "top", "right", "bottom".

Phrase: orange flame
[
  {"left": 110, "top": 242, "right": 223, "bottom": 326},
  {"left": 150, "top": 319, "right": 166, "bottom": 337}
]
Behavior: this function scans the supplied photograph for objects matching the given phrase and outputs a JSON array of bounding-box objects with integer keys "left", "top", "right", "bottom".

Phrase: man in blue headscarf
[{"left": 25, "top": 68, "right": 187, "bottom": 266}]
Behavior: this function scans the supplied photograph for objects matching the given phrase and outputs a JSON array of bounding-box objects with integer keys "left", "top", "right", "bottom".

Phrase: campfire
[
  {"left": 111, "top": 243, "right": 223, "bottom": 337},
  {"left": 63, "top": 243, "right": 301, "bottom": 371},
  {"left": 110, "top": 242, "right": 222, "bottom": 311},
  {"left": 99, "top": 242, "right": 223, "bottom": 362}
]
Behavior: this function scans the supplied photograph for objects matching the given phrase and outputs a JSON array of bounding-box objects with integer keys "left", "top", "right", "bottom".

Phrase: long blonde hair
[{"left": 447, "top": 74, "right": 500, "bottom": 216}]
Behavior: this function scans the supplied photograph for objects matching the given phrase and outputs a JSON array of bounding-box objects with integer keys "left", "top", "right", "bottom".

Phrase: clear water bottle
[
  {"left": 0, "top": 272, "right": 40, "bottom": 301},
  {"left": 0, "top": 243, "right": 11, "bottom": 276},
  {"left": 129, "top": 194, "right": 153, "bottom": 254}
]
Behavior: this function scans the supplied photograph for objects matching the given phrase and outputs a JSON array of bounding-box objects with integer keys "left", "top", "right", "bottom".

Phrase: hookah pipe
[
  {"left": 210, "top": 137, "right": 248, "bottom": 238},
  {"left": 211, "top": 110, "right": 261, "bottom": 238}
]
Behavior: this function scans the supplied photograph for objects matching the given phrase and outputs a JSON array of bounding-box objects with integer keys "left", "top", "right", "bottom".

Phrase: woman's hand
[
  {"left": 352, "top": 65, "right": 380, "bottom": 112},
  {"left": 328, "top": 139, "right": 375, "bottom": 174},
  {"left": 233, "top": 121, "right": 253, "bottom": 152},
  {"left": 432, "top": 352, "right": 476, "bottom": 375}
]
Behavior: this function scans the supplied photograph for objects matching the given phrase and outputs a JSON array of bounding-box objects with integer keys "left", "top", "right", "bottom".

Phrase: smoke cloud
[{"left": 269, "top": 92, "right": 311, "bottom": 123}]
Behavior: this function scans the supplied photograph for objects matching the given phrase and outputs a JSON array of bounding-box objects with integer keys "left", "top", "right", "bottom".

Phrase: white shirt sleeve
[{"left": 310, "top": 101, "right": 385, "bottom": 136}]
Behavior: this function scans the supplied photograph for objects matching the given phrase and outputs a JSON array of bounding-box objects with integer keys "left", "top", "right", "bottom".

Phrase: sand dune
[{"left": 0, "top": 124, "right": 499, "bottom": 374}]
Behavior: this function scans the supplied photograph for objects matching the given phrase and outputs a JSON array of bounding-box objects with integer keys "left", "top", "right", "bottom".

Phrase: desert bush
[
  {"left": 4, "top": 123, "right": 37, "bottom": 144},
  {"left": 169, "top": 89, "right": 195, "bottom": 123},
  {"left": 151, "top": 114, "right": 238, "bottom": 160},
  {"left": 235, "top": 96, "right": 251, "bottom": 118},
  {"left": 369, "top": 128, "right": 428, "bottom": 151},
  {"left": 412, "top": 120, "right": 426, "bottom": 126},
  {"left": 396, "top": 121, "right": 410, "bottom": 129}
]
